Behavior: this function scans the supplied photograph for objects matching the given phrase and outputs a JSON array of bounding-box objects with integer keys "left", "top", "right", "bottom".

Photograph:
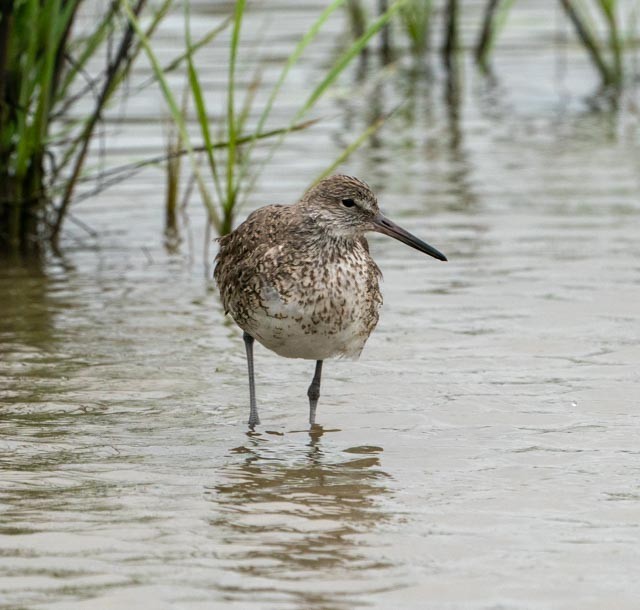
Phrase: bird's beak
[{"left": 372, "top": 213, "right": 447, "bottom": 261}]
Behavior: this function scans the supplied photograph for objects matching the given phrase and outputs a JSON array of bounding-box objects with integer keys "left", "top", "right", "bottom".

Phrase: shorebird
[{"left": 214, "top": 175, "right": 446, "bottom": 428}]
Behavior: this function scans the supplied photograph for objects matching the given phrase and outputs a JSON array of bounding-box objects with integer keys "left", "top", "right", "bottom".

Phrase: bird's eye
[{"left": 341, "top": 198, "right": 355, "bottom": 208}]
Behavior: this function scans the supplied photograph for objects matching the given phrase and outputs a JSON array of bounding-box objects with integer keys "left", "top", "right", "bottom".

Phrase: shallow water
[{"left": 2, "top": 2, "right": 640, "bottom": 609}]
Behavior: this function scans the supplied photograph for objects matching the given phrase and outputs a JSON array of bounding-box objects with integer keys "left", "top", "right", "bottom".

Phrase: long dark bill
[{"left": 372, "top": 213, "right": 447, "bottom": 261}]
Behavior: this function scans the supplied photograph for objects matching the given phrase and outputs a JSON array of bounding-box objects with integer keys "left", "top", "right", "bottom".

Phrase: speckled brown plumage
[
  {"left": 213, "top": 174, "right": 447, "bottom": 427},
  {"left": 215, "top": 175, "right": 382, "bottom": 360}
]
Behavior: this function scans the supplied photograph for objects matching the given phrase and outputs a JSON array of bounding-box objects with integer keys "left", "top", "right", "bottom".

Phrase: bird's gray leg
[
  {"left": 243, "top": 332, "right": 260, "bottom": 428},
  {"left": 307, "top": 360, "right": 323, "bottom": 426}
]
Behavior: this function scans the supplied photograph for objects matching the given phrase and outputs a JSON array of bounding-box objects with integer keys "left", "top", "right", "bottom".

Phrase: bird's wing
[{"left": 213, "top": 205, "right": 291, "bottom": 318}]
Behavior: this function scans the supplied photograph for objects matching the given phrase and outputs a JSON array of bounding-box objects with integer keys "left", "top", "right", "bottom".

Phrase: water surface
[{"left": 1, "top": 2, "right": 640, "bottom": 608}]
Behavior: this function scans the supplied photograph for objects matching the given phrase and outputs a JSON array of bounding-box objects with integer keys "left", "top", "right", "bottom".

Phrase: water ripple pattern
[{"left": 1, "top": 1, "right": 640, "bottom": 608}]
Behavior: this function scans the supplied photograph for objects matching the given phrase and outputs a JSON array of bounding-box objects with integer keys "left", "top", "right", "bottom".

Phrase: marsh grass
[
  {"left": 164, "top": 91, "right": 190, "bottom": 252},
  {"left": 558, "top": 0, "right": 626, "bottom": 87},
  {"left": 0, "top": 0, "right": 84, "bottom": 254},
  {"left": 0, "top": 0, "right": 172, "bottom": 255},
  {"left": 399, "top": 0, "right": 433, "bottom": 56},
  {"left": 2, "top": 0, "right": 636, "bottom": 257},
  {"left": 0, "top": 0, "right": 231, "bottom": 256},
  {"left": 389, "top": 0, "right": 634, "bottom": 88},
  {"left": 475, "top": 0, "right": 516, "bottom": 72},
  {"left": 473, "top": 0, "right": 633, "bottom": 86},
  {"left": 124, "top": 0, "right": 406, "bottom": 239}
]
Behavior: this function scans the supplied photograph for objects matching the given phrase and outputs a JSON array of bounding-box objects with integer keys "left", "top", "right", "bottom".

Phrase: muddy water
[{"left": 2, "top": 2, "right": 640, "bottom": 609}]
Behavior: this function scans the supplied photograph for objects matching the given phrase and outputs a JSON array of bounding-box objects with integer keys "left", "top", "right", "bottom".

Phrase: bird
[{"left": 214, "top": 175, "right": 446, "bottom": 429}]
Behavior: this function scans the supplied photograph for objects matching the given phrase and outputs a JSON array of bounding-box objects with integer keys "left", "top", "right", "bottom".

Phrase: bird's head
[
  {"left": 299, "top": 175, "right": 447, "bottom": 261},
  {"left": 300, "top": 175, "right": 379, "bottom": 234}
]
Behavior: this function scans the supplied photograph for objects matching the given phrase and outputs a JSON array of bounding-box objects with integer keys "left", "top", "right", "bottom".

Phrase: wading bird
[{"left": 214, "top": 175, "right": 446, "bottom": 428}]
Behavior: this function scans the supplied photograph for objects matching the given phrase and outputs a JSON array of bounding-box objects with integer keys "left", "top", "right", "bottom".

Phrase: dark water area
[{"left": 1, "top": 1, "right": 640, "bottom": 608}]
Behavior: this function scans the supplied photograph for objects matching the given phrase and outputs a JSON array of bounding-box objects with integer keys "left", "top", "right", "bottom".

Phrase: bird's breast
[{"left": 247, "top": 248, "right": 382, "bottom": 360}]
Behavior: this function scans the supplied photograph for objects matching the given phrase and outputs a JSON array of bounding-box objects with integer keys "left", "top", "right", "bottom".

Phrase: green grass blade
[
  {"left": 596, "top": 0, "right": 623, "bottom": 82},
  {"left": 239, "top": 0, "right": 406, "bottom": 208},
  {"left": 255, "top": 0, "right": 344, "bottom": 139},
  {"left": 114, "top": 0, "right": 174, "bottom": 97},
  {"left": 61, "top": 6, "right": 115, "bottom": 91},
  {"left": 135, "top": 17, "right": 232, "bottom": 93},
  {"left": 236, "top": 70, "right": 261, "bottom": 137},
  {"left": 400, "top": 0, "right": 432, "bottom": 55},
  {"left": 225, "top": 0, "right": 246, "bottom": 222},
  {"left": 184, "top": 0, "right": 224, "bottom": 203},
  {"left": 69, "top": 119, "right": 320, "bottom": 202},
  {"left": 559, "top": 0, "right": 614, "bottom": 84},
  {"left": 475, "top": 0, "right": 516, "bottom": 69},
  {"left": 313, "top": 113, "right": 389, "bottom": 184},
  {"left": 235, "top": 0, "right": 345, "bottom": 190},
  {"left": 296, "top": 0, "right": 406, "bottom": 120},
  {"left": 56, "top": 0, "right": 174, "bottom": 181},
  {"left": 14, "top": 0, "right": 40, "bottom": 177},
  {"left": 32, "top": 0, "right": 61, "bottom": 148},
  {"left": 57, "top": 0, "right": 97, "bottom": 100},
  {"left": 493, "top": 0, "right": 516, "bottom": 37},
  {"left": 120, "top": 0, "right": 222, "bottom": 231}
]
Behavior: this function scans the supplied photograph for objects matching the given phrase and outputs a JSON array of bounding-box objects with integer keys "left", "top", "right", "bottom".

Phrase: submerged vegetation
[{"left": 0, "top": 0, "right": 638, "bottom": 258}]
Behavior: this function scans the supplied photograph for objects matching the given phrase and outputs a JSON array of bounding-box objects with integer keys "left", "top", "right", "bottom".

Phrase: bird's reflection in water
[{"left": 207, "top": 426, "right": 394, "bottom": 609}]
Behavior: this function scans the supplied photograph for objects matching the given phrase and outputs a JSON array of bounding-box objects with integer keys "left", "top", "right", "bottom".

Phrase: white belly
[{"left": 246, "top": 269, "right": 378, "bottom": 360}]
